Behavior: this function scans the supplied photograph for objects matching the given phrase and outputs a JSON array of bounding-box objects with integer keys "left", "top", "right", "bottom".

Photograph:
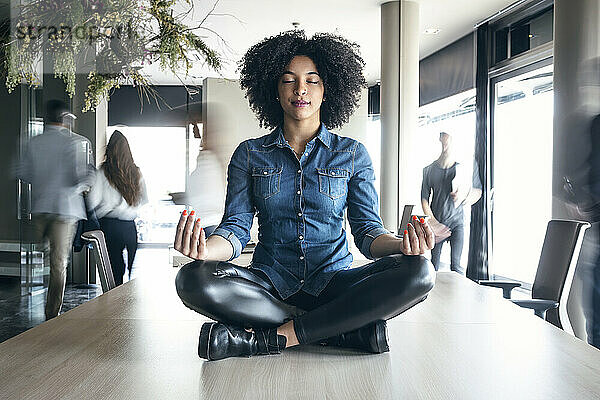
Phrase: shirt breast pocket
[
  {"left": 317, "top": 168, "right": 349, "bottom": 200},
  {"left": 252, "top": 166, "right": 282, "bottom": 199}
]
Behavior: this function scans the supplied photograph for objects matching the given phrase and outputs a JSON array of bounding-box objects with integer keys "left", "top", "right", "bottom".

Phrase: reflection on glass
[{"left": 492, "top": 64, "right": 553, "bottom": 283}]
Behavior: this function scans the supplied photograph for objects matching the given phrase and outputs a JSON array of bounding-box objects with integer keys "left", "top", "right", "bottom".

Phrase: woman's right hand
[{"left": 174, "top": 210, "right": 208, "bottom": 260}]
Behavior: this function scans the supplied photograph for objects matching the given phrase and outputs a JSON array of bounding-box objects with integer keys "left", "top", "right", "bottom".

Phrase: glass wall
[
  {"left": 491, "top": 63, "right": 553, "bottom": 284},
  {"left": 417, "top": 89, "right": 477, "bottom": 271}
]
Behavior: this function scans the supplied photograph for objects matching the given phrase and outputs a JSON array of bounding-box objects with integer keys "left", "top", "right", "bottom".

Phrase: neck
[
  {"left": 437, "top": 150, "right": 455, "bottom": 168},
  {"left": 282, "top": 117, "right": 321, "bottom": 147}
]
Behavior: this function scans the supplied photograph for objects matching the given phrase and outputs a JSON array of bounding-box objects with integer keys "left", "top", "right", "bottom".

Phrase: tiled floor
[
  {"left": 0, "top": 247, "right": 170, "bottom": 343},
  {"left": 0, "top": 282, "right": 102, "bottom": 342}
]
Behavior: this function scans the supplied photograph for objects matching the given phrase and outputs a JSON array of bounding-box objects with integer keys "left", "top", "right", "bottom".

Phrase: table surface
[{"left": 1, "top": 262, "right": 600, "bottom": 400}]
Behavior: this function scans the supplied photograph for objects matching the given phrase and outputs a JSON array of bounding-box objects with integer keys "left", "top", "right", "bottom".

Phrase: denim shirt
[{"left": 211, "top": 123, "right": 389, "bottom": 299}]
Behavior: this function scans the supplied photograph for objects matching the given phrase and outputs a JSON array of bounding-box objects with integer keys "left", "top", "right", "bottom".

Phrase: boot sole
[
  {"left": 373, "top": 320, "right": 390, "bottom": 353},
  {"left": 198, "top": 322, "right": 217, "bottom": 360},
  {"left": 373, "top": 295, "right": 429, "bottom": 353}
]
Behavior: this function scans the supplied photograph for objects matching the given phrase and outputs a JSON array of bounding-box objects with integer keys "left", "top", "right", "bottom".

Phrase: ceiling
[{"left": 142, "top": 0, "right": 518, "bottom": 86}]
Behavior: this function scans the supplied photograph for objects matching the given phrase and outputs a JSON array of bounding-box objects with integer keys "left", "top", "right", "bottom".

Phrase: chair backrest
[
  {"left": 81, "top": 230, "right": 116, "bottom": 292},
  {"left": 532, "top": 220, "right": 590, "bottom": 333}
]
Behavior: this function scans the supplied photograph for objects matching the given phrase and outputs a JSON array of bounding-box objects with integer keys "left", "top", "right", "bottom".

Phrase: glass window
[
  {"left": 495, "top": 27, "right": 509, "bottom": 64},
  {"left": 491, "top": 63, "right": 553, "bottom": 284},
  {"left": 492, "top": 7, "right": 553, "bottom": 64},
  {"left": 527, "top": 9, "right": 553, "bottom": 49}
]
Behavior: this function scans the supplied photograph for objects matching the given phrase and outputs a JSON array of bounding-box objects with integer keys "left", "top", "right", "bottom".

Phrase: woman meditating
[{"left": 174, "top": 30, "right": 436, "bottom": 361}]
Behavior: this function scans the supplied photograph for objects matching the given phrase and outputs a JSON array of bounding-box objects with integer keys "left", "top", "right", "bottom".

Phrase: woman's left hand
[{"left": 401, "top": 216, "right": 435, "bottom": 255}]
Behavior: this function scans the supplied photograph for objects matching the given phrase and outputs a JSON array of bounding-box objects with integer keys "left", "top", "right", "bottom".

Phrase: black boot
[
  {"left": 322, "top": 320, "right": 389, "bottom": 354},
  {"left": 198, "top": 322, "right": 287, "bottom": 361}
]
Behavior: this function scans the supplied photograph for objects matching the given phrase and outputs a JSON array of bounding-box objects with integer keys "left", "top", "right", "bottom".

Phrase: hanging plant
[{"left": 2, "top": 0, "right": 224, "bottom": 112}]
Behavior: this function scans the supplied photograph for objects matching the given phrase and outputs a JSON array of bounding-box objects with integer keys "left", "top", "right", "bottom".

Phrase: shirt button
[
  {"left": 298, "top": 235, "right": 303, "bottom": 240},
  {"left": 304, "top": 153, "right": 308, "bottom": 156},
  {"left": 263, "top": 171, "right": 268, "bottom": 175},
  {"left": 298, "top": 212, "right": 302, "bottom": 217},
  {"left": 297, "top": 169, "right": 301, "bottom": 174},
  {"left": 300, "top": 279, "right": 304, "bottom": 284},
  {"left": 331, "top": 171, "right": 336, "bottom": 176},
  {"left": 297, "top": 190, "right": 301, "bottom": 195},
  {"left": 300, "top": 256, "right": 304, "bottom": 260}
]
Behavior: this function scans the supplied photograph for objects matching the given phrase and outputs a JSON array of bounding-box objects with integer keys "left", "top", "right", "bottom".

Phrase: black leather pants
[{"left": 175, "top": 254, "right": 435, "bottom": 345}]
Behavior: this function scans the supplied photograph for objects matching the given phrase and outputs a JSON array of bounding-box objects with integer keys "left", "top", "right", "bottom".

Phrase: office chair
[
  {"left": 81, "top": 230, "right": 116, "bottom": 292},
  {"left": 479, "top": 220, "right": 590, "bottom": 334}
]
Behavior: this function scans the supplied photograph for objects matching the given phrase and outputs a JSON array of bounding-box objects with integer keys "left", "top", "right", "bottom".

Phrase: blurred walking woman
[{"left": 88, "top": 131, "right": 148, "bottom": 285}]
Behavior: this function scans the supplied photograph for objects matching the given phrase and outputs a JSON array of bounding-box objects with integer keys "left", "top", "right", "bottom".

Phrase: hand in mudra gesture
[
  {"left": 401, "top": 216, "right": 435, "bottom": 255},
  {"left": 174, "top": 210, "right": 208, "bottom": 260}
]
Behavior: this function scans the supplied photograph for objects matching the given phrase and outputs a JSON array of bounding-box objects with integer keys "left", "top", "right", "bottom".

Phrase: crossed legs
[{"left": 176, "top": 254, "right": 435, "bottom": 354}]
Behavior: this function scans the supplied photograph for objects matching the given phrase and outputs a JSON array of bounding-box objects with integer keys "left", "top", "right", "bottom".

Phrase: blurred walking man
[{"left": 18, "top": 100, "right": 93, "bottom": 319}]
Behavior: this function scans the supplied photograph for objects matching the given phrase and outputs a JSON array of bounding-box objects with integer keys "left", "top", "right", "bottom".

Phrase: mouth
[{"left": 291, "top": 100, "right": 310, "bottom": 107}]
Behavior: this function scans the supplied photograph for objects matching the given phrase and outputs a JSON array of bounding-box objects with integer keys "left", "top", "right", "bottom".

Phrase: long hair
[{"left": 102, "top": 130, "right": 142, "bottom": 206}]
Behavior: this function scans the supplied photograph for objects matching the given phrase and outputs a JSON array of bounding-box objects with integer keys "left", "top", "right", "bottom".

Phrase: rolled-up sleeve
[
  {"left": 210, "top": 141, "right": 255, "bottom": 261},
  {"left": 347, "top": 142, "right": 389, "bottom": 259}
]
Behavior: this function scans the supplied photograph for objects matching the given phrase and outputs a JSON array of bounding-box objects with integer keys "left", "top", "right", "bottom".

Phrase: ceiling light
[{"left": 424, "top": 28, "right": 440, "bottom": 35}]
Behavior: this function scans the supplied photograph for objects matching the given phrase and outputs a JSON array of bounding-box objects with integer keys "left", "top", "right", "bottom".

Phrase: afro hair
[{"left": 238, "top": 30, "right": 366, "bottom": 130}]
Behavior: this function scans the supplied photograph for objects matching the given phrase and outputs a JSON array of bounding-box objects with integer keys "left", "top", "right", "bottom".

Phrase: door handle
[
  {"left": 17, "top": 179, "right": 32, "bottom": 220},
  {"left": 16, "top": 179, "right": 21, "bottom": 220}
]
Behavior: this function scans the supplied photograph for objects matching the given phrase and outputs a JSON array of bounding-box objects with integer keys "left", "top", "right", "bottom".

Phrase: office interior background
[{"left": 0, "top": 0, "right": 599, "bottom": 398}]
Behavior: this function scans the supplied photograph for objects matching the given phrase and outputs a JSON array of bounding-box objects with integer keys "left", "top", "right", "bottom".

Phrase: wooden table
[{"left": 1, "top": 266, "right": 600, "bottom": 400}]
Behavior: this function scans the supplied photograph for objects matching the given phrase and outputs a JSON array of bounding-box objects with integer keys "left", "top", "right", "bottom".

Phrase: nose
[{"left": 294, "top": 82, "right": 307, "bottom": 96}]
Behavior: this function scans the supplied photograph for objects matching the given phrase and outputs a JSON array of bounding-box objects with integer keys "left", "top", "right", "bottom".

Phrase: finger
[
  {"left": 402, "top": 228, "right": 411, "bottom": 255},
  {"left": 174, "top": 210, "right": 188, "bottom": 251},
  {"left": 411, "top": 216, "right": 426, "bottom": 254},
  {"left": 189, "top": 218, "right": 202, "bottom": 259},
  {"left": 420, "top": 218, "right": 435, "bottom": 250},
  {"left": 181, "top": 210, "right": 196, "bottom": 255},
  {"left": 197, "top": 227, "right": 206, "bottom": 260},
  {"left": 407, "top": 223, "right": 419, "bottom": 255}
]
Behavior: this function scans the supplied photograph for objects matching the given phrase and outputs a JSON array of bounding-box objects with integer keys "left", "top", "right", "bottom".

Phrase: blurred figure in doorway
[
  {"left": 17, "top": 99, "right": 93, "bottom": 319},
  {"left": 421, "top": 131, "right": 482, "bottom": 273},
  {"left": 185, "top": 123, "right": 226, "bottom": 237},
  {"left": 88, "top": 131, "right": 148, "bottom": 286}
]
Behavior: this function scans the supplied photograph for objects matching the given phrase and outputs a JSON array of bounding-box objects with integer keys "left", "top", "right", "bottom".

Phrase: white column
[{"left": 380, "top": 0, "right": 420, "bottom": 232}]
